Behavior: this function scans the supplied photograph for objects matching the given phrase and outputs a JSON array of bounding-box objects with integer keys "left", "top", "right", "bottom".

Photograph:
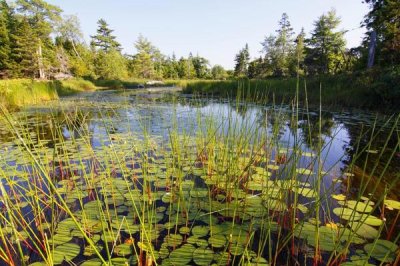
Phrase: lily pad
[
  {"left": 384, "top": 199, "right": 400, "bottom": 210},
  {"left": 208, "top": 235, "right": 227, "bottom": 248},
  {"left": 349, "top": 221, "right": 379, "bottom": 239},
  {"left": 364, "top": 239, "right": 398, "bottom": 262},
  {"left": 193, "top": 248, "right": 214, "bottom": 266},
  {"left": 333, "top": 207, "right": 362, "bottom": 220},
  {"left": 169, "top": 244, "right": 195, "bottom": 264},
  {"left": 52, "top": 243, "right": 81, "bottom": 265},
  {"left": 114, "top": 243, "right": 132, "bottom": 256},
  {"left": 192, "top": 226, "right": 210, "bottom": 237}
]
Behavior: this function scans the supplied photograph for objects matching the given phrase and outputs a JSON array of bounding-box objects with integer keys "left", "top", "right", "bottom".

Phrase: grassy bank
[
  {"left": 0, "top": 79, "right": 97, "bottom": 109},
  {"left": 179, "top": 68, "right": 400, "bottom": 110}
]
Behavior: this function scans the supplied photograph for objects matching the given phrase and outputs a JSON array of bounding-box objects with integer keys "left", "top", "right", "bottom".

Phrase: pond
[{"left": 0, "top": 88, "right": 399, "bottom": 265}]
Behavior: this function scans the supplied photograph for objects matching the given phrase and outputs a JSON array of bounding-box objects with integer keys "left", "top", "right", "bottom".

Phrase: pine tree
[
  {"left": 16, "top": 0, "right": 62, "bottom": 78},
  {"left": 234, "top": 44, "right": 250, "bottom": 77},
  {"left": 11, "top": 18, "right": 38, "bottom": 78},
  {"left": 306, "top": 9, "right": 346, "bottom": 75},
  {"left": 262, "top": 13, "right": 295, "bottom": 77},
  {"left": 0, "top": 0, "right": 11, "bottom": 76},
  {"left": 91, "top": 19, "right": 121, "bottom": 52},
  {"left": 290, "top": 28, "right": 306, "bottom": 76}
]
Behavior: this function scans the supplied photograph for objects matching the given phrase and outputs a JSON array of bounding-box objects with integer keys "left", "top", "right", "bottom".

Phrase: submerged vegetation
[{"left": 0, "top": 90, "right": 399, "bottom": 265}]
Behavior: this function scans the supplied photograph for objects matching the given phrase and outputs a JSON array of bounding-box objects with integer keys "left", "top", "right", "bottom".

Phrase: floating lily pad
[
  {"left": 384, "top": 199, "right": 400, "bottom": 210},
  {"left": 332, "top": 194, "right": 346, "bottom": 201},
  {"left": 359, "top": 214, "right": 383, "bottom": 227},
  {"left": 52, "top": 243, "right": 81, "bottom": 265},
  {"left": 179, "top": 226, "right": 191, "bottom": 235},
  {"left": 364, "top": 239, "right": 398, "bottom": 262},
  {"left": 164, "top": 234, "right": 183, "bottom": 247},
  {"left": 114, "top": 243, "right": 132, "bottom": 256},
  {"left": 83, "top": 244, "right": 103, "bottom": 256},
  {"left": 230, "top": 245, "right": 244, "bottom": 256},
  {"left": 48, "top": 234, "right": 73, "bottom": 246},
  {"left": 346, "top": 201, "right": 373, "bottom": 213},
  {"left": 349, "top": 221, "right": 379, "bottom": 239},
  {"left": 192, "top": 226, "right": 210, "bottom": 237},
  {"left": 208, "top": 235, "right": 227, "bottom": 248},
  {"left": 333, "top": 207, "right": 362, "bottom": 220},
  {"left": 169, "top": 244, "right": 195, "bottom": 264},
  {"left": 193, "top": 248, "right": 214, "bottom": 266}
]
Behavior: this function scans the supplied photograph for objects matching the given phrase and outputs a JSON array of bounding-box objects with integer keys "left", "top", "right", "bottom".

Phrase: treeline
[
  {"left": 233, "top": 2, "right": 400, "bottom": 79},
  {"left": 0, "top": 0, "right": 399, "bottom": 83},
  {"left": 0, "top": 0, "right": 226, "bottom": 81}
]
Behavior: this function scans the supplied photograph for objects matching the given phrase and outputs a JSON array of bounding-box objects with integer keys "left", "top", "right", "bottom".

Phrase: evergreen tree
[
  {"left": 130, "top": 35, "right": 163, "bottom": 79},
  {"left": 11, "top": 18, "right": 38, "bottom": 78},
  {"left": 16, "top": 0, "right": 62, "bottom": 78},
  {"left": 306, "top": 9, "right": 346, "bottom": 75},
  {"left": 248, "top": 57, "right": 265, "bottom": 79},
  {"left": 262, "top": 13, "right": 295, "bottom": 77},
  {"left": 91, "top": 19, "right": 121, "bottom": 52},
  {"left": 0, "top": 0, "right": 11, "bottom": 76},
  {"left": 234, "top": 43, "right": 250, "bottom": 77},
  {"left": 290, "top": 28, "right": 306, "bottom": 76}
]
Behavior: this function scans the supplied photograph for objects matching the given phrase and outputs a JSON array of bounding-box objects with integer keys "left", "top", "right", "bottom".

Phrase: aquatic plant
[{"left": 0, "top": 90, "right": 398, "bottom": 265}]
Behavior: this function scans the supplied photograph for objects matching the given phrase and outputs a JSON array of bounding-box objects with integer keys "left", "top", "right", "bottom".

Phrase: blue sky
[{"left": 47, "top": 0, "right": 369, "bottom": 69}]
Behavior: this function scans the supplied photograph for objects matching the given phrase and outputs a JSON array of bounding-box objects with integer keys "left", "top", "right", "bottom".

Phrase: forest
[{"left": 0, "top": 0, "right": 398, "bottom": 83}]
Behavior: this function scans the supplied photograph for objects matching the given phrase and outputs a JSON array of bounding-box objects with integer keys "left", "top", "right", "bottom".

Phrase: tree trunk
[
  {"left": 37, "top": 39, "right": 45, "bottom": 79},
  {"left": 367, "top": 31, "right": 377, "bottom": 69}
]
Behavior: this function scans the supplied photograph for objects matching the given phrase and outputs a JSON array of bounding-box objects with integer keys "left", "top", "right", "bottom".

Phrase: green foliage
[
  {"left": 192, "top": 55, "right": 210, "bottom": 78},
  {"left": 211, "top": 65, "right": 227, "bottom": 80},
  {"left": 180, "top": 68, "right": 400, "bottom": 110},
  {"left": 234, "top": 44, "right": 250, "bottom": 77},
  {"left": 129, "top": 35, "right": 162, "bottom": 79},
  {"left": 90, "top": 19, "right": 121, "bottom": 52},
  {"left": 261, "top": 13, "right": 295, "bottom": 77},
  {"left": 94, "top": 50, "right": 128, "bottom": 80},
  {"left": 0, "top": 0, "right": 11, "bottom": 76},
  {"left": 10, "top": 18, "right": 38, "bottom": 78},
  {"left": 364, "top": 0, "right": 400, "bottom": 67},
  {"left": 305, "top": 9, "right": 346, "bottom": 75}
]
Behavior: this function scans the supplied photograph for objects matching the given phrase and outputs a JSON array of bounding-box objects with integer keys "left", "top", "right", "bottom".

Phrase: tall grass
[
  {"left": 0, "top": 79, "right": 59, "bottom": 109},
  {"left": 0, "top": 79, "right": 98, "bottom": 109},
  {"left": 0, "top": 89, "right": 399, "bottom": 265},
  {"left": 178, "top": 68, "right": 400, "bottom": 110},
  {"left": 55, "top": 79, "right": 97, "bottom": 96}
]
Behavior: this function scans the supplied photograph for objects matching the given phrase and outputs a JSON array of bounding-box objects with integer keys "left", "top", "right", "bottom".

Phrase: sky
[{"left": 47, "top": 0, "right": 370, "bottom": 69}]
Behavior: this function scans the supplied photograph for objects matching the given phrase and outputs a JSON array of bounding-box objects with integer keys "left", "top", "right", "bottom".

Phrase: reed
[{"left": 0, "top": 87, "right": 398, "bottom": 265}]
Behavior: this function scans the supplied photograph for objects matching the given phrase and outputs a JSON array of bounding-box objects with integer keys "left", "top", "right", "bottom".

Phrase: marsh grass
[
  {"left": 0, "top": 79, "right": 98, "bottom": 109},
  {"left": 178, "top": 70, "right": 400, "bottom": 110},
  {"left": 0, "top": 89, "right": 399, "bottom": 265},
  {"left": 0, "top": 80, "right": 58, "bottom": 109}
]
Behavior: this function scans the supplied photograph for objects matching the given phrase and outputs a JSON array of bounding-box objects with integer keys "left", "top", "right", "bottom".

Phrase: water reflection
[{"left": 1, "top": 89, "right": 398, "bottom": 200}]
